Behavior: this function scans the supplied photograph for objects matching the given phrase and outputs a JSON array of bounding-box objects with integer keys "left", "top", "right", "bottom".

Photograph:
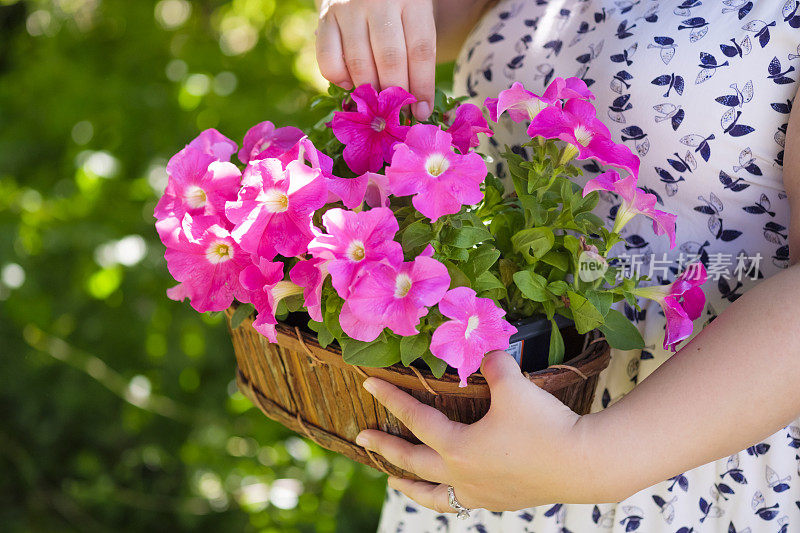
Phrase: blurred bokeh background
[{"left": 0, "top": 0, "right": 456, "bottom": 530}]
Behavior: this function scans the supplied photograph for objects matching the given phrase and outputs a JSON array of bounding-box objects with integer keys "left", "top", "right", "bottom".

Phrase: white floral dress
[{"left": 378, "top": 0, "right": 800, "bottom": 531}]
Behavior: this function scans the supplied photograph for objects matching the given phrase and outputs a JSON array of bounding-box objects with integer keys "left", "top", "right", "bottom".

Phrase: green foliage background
[{"left": 0, "top": 0, "right": 456, "bottom": 530}]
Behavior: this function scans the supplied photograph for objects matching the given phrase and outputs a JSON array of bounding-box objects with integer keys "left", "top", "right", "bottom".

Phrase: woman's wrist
[{"left": 570, "top": 410, "right": 644, "bottom": 504}]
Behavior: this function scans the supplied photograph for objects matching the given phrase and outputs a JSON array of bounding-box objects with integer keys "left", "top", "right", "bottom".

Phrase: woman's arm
[
  {"left": 355, "top": 87, "right": 800, "bottom": 513},
  {"left": 314, "top": 0, "right": 493, "bottom": 119},
  {"left": 434, "top": 0, "right": 496, "bottom": 63},
  {"left": 581, "top": 258, "right": 800, "bottom": 500},
  {"left": 585, "top": 88, "right": 800, "bottom": 499},
  {"left": 786, "top": 87, "right": 800, "bottom": 265}
]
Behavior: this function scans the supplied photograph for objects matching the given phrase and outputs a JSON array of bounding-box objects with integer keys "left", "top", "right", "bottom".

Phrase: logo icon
[{"left": 578, "top": 250, "right": 609, "bottom": 282}]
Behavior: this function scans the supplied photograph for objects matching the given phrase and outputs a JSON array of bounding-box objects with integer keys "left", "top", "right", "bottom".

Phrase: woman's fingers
[
  {"left": 363, "top": 377, "right": 462, "bottom": 451},
  {"left": 316, "top": 13, "right": 352, "bottom": 89},
  {"left": 334, "top": 9, "right": 380, "bottom": 91},
  {"left": 356, "top": 429, "right": 448, "bottom": 483},
  {"left": 402, "top": 2, "right": 436, "bottom": 119},
  {"left": 367, "top": 4, "right": 409, "bottom": 92},
  {"left": 387, "top": 477, "right": 454, "bottom": 514},
  {"left": 315, "top": 1, "right": 436, "bottom": 114}
]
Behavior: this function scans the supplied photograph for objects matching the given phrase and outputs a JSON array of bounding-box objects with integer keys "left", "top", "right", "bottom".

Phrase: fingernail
[
  {"left": 414, "top": 101, "right": 431, "bottom": 120},
  {"left": 355, "top": 432, "right": 369, "bottom": 447},
  {"left": 340, "top": 81, "right": 353, "bottom": 90},
  {"left": 363, "top": 378, "right": 377, "bottom": 395}
]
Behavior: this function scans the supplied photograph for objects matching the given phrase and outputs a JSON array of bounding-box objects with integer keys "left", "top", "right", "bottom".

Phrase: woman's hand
[
  {"left": 315, "top": 0, "right": 437, "bottom": 120},
  {"left": 353, "top": 85, "right": 800, "bottom": 514},
  {"left": 355, "top": 350, "right": 617, "bottom": 513}
]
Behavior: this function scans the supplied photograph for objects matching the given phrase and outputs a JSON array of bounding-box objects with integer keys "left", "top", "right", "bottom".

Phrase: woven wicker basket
[{"left": 225, "top": 307, "right": 611, "bottom": 480}]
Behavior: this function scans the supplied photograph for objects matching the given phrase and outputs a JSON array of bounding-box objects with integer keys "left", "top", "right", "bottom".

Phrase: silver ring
[{"left": 447, "top": 485, "right": 472, "bottom": 520}]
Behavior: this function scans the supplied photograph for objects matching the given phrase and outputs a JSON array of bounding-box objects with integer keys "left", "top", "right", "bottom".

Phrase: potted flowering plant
[{"left": 155, "top": 78, "right": 706, "bottom": 477}]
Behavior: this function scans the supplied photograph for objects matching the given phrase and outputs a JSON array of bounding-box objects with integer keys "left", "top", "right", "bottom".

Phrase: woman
[{"left": 315, "top": 1, "right": 800, "bottom": 531}]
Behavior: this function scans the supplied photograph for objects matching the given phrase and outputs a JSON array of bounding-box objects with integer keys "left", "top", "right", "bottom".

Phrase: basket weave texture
[{"left": 225, "top": 308, "right": 611, "bottom": 480}]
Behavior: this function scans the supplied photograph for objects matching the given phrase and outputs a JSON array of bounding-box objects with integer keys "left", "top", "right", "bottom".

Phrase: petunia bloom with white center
[{"left": 430, "top": 286, "right": 517, "bottom": 386}]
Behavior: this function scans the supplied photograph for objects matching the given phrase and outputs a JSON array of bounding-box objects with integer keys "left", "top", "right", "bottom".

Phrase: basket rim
[{"left": 225, "top": 307, "right": 611, "bottom": 399}]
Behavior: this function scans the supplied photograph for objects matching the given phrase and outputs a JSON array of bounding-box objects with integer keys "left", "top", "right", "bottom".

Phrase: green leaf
[
  {"left": 230, "top": 303, "right": 255, "bottom": 329},
  {"left": 513, "top": 270, "right": 549, "bottom": 302},
  {"left": 566, "top": 291, "right": 604, "bottom": 334},
  {"left": 463, "top": 244, "right": 501, "bottom": 279},
  {"left": 598, "top": 309, "right": 646, "bottom": 350},
  {"left": 479, "top": 287, "right": 507, "bottom": 301},
  {"left": 604, "top": 265, "right": 619, "bottom": 285},
  {"left": 443, "top": 261, "right": 471, "bottom": 289},
  {"left": 449, "top": 247, "right": 469, "bottom": 262},
  {"left": 563, "top": 234, "right": 582, "bottom": 258},
  {"left": 284, "top": 293, "right": 304, "bottom": 312},
  {"left": 341, "top": 335, "right": 401, "bottom": 367},
  {"left": 548, "top": 319, "right": 565, "bottom": 365},
  {"left": 316, "top": 323, "right": 334, "bottom": 349},
  {"left": 560, "top": 178, "right": 575, "bottom": 207},
  {"left": 473, "top": 271, "right": 505, "bottom": 293},
  {"left": 511, "top": 227, "right": 554, "bottom": 263},
  {"left": 498, "top": 258, "right": 518, "bottom": 286},
  {"left": 542, "top": 299, "right": 556, "bottom": 320},
  {"left": 400, "top": 333, "right": 430, "bottom": 366},
  {"left": 401, "top": 220, "right": 434, "bottom": 250},
  {"left": 489, "top": 210, "right": 524, "bottom": 257},
  {"left": 274, "top": 300, "right": 289, "bottom": 320},
  {"left": 485, "top": 173, "right": 506, "bottom": 196},
  {"left": 323, "top": 292, "right": 344, "bottom": 338},
  {"left": 575, "top": 212, "right": 605, "bottom": 230},
  {"left": 441, "top": 224, "right": 492, "bottom": 248},
  {"left": 547, "top": 280, "right": 569, "bottom": 296},
  {"left": 421, "top": 352, "right": 448, "bottom": 378},
  {"left": 585, "top": 289, "right": 613, "bottom": 317},
  {"left": 540, "top": 250, "right": 570, "bottom": 271},
  {"left": 572, "top": 190, "right": 599, "bottom": 215}
]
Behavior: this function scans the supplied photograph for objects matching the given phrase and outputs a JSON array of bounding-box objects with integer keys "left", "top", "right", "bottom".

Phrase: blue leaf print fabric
[{"left": 378, "top": 1, "right": 800, "bottom": 531}]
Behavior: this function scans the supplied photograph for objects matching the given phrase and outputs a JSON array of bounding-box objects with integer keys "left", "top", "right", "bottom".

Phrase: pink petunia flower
[
  {"left": 445, "top": 103, "right": 493, "bottom": 154},
  {"left": 546, "top": 76, "right": 595, "bottom": 101},
  {"left": 362, "top": 172, "right": 391, "bottom": 208},
  {"left": 339, "top": 301, "right": 385, "bottom": 343},
  {"left": 385, "top": 124, "right": 487, "bottom": 222},
  {"left": 429, "top": 286, "right": 517, "bottom": 386},
  {"left": 289, "top": 257, "right": 329, "bottom": 322},
  {"left": 239, "top": 258, "right": 304, "bottom": 342},
  {"left": 154, "top": 214, "right": 185, "bottom": 248},
  {"left": 239, "top": 121, "right": 305, "bottom": 165},
  {"left": 164, "top": 214, "right": 251, "bottom": 313},
  {"left": 307, "top": 207, "right": 403, "bottom": 298},
  {"left": 484, "top": 77, "right": 595, "bottom": 124},
  {"left": 153, "top": 146, "right": 242, "bottom": 243},
  {"left": 343, "top": 255, "right": 450, "bottom": 341},
  {"left": 491, "top": 82, "right": 555, "bottom": 123},
  {"left": 226, "top": 158, "right": 327, "bottom": 260},
  {"left": 633, "top": 263, "right": 707, "bottom": 351},
  {"left": 583, "top": 171, "right": 677, "bottom": 248},
  {"left": 279, "top": 136, "right": 368, "bottom": 209},
  {"left": 330, "top": 84, "right": 416, "bottom": 174},
  {"left": 484, "top": 97, "right": 500, "bottom": 123},
  {"left": 166, "top": 282, "right": 192, "bottom": 303},
  {"left": 188, "top": 129, "right": 239, "bottom": 161},
  {"left": 527, "top": 98, "right": 640, "bottom": 177}
]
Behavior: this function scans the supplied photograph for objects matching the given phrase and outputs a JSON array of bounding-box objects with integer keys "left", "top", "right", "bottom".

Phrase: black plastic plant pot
[
  {"left": 282, "top": 310, "right": 584, "bottom": 376},
  {"left": 507, "top": 314, "right": 585, "bottom": 373}
]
